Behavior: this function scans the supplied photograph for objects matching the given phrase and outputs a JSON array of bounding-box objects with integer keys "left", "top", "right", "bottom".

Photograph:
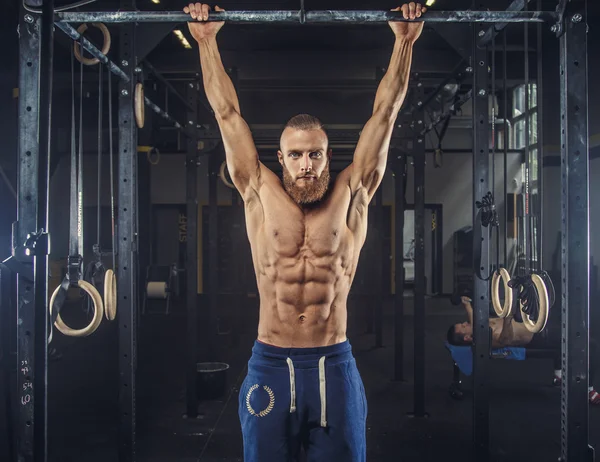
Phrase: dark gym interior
[{"left": 1, "top": 0, "right": 599, "bottom": 461}]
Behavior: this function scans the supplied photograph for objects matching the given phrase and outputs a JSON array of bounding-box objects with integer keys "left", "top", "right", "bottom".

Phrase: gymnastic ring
[
  {"left": 73, "top": 23, "right": 111, "bottom": 66},
  {"left": 219, "top": 161, "right": 235, "bottom": 189},
  {"left": 134, "top": 83, "right": 145, "bottom": 129},
  {"left": 49, "top": 280, "right": 103, "bottom": 337},
  {"left": 104, "top": 269, "right": 117, "bottom": 321},
  {"left": 491, "top": 268, "right": 513, "bottom": 318},
  {"left": 147, "top": 147, "right": 160, "bottom": 165},
  {"left": 519, "top": 273, "right": 549, "bottom": 334}
]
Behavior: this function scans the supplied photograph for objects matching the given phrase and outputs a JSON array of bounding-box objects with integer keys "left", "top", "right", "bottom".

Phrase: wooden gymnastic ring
[
  {"left": 134, "top": 83, "right": 145, "bottom": 129},
  {"left": 104, "top": 269, "right": 117, "bottom": 321},
  {"left": 73, "top": 23, "right": 111, "bottom": 66},
  {"left": 49, "top": 280, "right": 103, "bottom": 337},
  {"left": 491, "top": 268, "right": 513, "bottom": 318},
  {"left": 219, "top": 161, "right": 235, "bottom": 189},
  {"left": 519, "top": 273, "right": 549, "bottom": 334}
]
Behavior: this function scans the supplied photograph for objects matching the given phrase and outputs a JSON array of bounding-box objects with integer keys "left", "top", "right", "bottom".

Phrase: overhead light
[
  {"left": 425, "top": 0, "right": 435, "bottom": 6},
  {"left": 173, "top": 29, "right": 192, "bottom": 49},
  {"left": 151, "top": 0, "right": 160, "bottom": 3}
]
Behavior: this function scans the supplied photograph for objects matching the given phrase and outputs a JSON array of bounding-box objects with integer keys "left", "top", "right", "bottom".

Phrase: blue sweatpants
[{"left": 238, "top": 340, "right": 368, "bottom": 461}]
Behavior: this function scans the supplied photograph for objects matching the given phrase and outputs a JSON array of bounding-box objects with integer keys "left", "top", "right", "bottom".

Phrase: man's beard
[{"left": 282, "top": 165, "right": 331, "bottom": 205}]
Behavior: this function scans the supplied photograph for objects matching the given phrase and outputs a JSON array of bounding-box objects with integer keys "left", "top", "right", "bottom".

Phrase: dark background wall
[{"left": 0, "top": 0, "right": 599, "bottom": 296}]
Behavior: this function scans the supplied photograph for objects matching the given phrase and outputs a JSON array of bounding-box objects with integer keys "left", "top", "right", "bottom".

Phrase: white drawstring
[
  {"left": 318, "top": 356, "right": 327, "bottom": 427},
  {"left": 286, "top": 355, "right": 327, "bottom": 427},
  {"left": 286, "top": 358, "right": 296, "bottom": 413}
]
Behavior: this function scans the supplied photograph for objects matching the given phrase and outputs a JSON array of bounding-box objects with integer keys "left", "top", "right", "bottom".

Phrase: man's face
[
  {"left": 455, "top": 322, "right": 473, "bottom": 342},
  {"left": 278, "top": 127, "right": 331, "bottom": 206}
]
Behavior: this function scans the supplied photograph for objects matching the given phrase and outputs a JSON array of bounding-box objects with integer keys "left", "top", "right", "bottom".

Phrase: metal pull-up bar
[{"left": 55, "top": 10, "right": 556, "bottom": 25}]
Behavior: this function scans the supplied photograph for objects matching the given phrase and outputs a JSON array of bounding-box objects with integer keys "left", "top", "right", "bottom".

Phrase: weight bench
[{"left": 445, "top": 341, "right": 559, "bottom": 400}]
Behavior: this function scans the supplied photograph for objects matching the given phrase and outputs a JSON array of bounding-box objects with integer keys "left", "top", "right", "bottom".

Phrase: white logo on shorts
[{"left": 245, "top": 384, "right": 275, "bottom": 417}]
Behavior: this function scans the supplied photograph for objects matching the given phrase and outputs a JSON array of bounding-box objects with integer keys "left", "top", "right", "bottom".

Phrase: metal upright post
[
  {"left": 185, "top": 80, "right": 199, "bottom": 418},
  {"left": 117, "top": 3, "right": 138, "bottom": 460},
  {"left": 207, "top": 151, "right": 219, "bottom": 361},
  {"left": 15, "top": 8, "right": 41, "bottom": 462},
  {"left": 393, "top": 152, "right": 406, "bottom": 382},
  {"left": 374, "top": 186, "right": 384, "bottom": 348},
  {"left": 412, "top": 82, "right": 426, "bottom": 417},
  {"left": 33, "top": 2, "right": 55, "bottom": 458},
  {"left": 559, "top": 1, "right": 594, "bottom": 461},
  {"left": 472, "top": 18, "right": 491, "bottom": 462}
]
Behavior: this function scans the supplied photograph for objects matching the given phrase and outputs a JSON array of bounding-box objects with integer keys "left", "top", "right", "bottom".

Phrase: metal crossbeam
[
  {"left": 55, "top": 10, "right": 555, "bottom": 24},
  {"left": 478, "top": 0, "right": 532, "bottom": 45},
  {"left": 55, "top": 22, "right": 187, "bottom": 132}
]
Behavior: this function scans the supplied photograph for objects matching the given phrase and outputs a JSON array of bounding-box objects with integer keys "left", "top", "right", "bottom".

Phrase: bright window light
[
  {"left": 173, "top": 30, "right": 192, "bottom": 49},
  {"left": 151, "top": 0, "right": 160, "bottom": 3},
  {"left": 425, "top": 0, "right": 435, "bottom": 6}
]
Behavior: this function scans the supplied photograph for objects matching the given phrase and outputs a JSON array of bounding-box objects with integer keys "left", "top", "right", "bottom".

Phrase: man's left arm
[
  {"left": 493, "top": 317, "right": 515, "bottom": 348},
  {"left": 349, "top": 2, "right": 426, "bottom": 199}
]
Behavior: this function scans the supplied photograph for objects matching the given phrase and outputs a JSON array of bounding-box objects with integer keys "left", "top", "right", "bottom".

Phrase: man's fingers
[
  {"left": 409, "top": 2, "right": 416, "bottom": 20},
  {"left": 401, "top": 4, "right": 409, "bottom": 19},
  {"left": 190, "top": 3, "right": 200, "bottom": 20},
  {"left": 183, "top": 6, "right": 189, "bottom": 13},
  {"left": 415, "top": 3, "right": 422, "bottom": 18},
  {"left": 201, "top": 4, "right": 210, "bottom": 21},
  {"left": 215, "top": 5, "right": 225, "bottom": 12}
]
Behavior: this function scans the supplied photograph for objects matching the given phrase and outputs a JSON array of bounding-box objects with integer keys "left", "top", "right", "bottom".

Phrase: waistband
[{"left": 250, "top": 339, "right": 353, "bottom": 369}]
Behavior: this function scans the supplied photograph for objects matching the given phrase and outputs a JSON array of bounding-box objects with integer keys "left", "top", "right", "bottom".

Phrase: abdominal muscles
[{"left": 255, "top": 241, "right": 356, "bottom": 347}]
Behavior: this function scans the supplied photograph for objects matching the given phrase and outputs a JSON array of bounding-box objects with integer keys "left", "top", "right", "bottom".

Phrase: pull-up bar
[{"left": 55, "top": 10, "right": 555, "bottom": 25}]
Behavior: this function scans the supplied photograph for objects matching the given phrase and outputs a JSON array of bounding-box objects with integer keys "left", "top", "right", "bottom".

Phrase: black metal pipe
[
  {"left": 472, "top": 20, "right": 491, "bottom": 462},
  {"left": 144, "top": 61, "right": 195, "bottom": 112},
  {"left": 374, "top": 186, "right": 383, "bottom": 349},
  {"left": 412, "top": 142, "right": 426, "bottom": 418},
  {"left": 56, "top": 10, "right": 555, "bottom": 24},
  {"left": 478, "top": 0, "right": 533, "bottom": 45},
  {"left": 207, "top": 153, "right": 219, "bottom": 361},
  {"left": 54, "top": 24, "right": 186, "bottom": 135},
  {"left": 16, "top": 10, "right": 41, "bottom": 462},
  {"left": 185, "top": 81, "right": 199, "bottom": 418},
  {"left": 393, "top": 153, "right": 406, "bottom": 382},
  {"left": 34, "top": 0, "right": 54, "bottom": 458},
  {"left": 54, "top": 22, "right": 130, "bottom": 81},
  {"left": 143, "top": 96, "right": 185, "bottom": 130},
  {"left": 117, "top": 19, "right": 137, "bottom": 462},
  {"left": 405, "top": 58, "right": 467, "bottom": 117},
  {"left": 559, "top": 1, "right": 591, "bottom": 460}
]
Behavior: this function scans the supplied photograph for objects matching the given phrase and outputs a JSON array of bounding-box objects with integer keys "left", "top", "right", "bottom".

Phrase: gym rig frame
[{"left": 1, "top": 0, "right": 591, "bottom": 461}]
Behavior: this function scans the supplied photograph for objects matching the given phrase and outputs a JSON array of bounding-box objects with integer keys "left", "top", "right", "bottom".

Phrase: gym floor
[{"left": 2, "top": 296, "right": 599, "bottom": 462}]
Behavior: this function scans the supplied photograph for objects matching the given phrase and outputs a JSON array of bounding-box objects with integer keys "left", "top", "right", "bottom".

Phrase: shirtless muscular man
[{"left": 184, "top": 3, "right": 427, "bottom": 459}]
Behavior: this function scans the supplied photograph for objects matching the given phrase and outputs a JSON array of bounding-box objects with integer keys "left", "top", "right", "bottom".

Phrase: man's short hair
[
  {"left": 446, "top": 324, "right": 471, "bottom": 346},
  {"left": 284, "top": 114, "right": 326, "bottom": 134}
]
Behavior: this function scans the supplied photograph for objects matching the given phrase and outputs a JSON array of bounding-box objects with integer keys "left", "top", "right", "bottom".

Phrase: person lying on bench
[{"left": 447, "top": 296, "right": 600, "bottom": 405}]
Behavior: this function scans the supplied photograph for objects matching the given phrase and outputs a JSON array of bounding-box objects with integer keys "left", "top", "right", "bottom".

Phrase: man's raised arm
[
  {"left": 186, "top": 3, "right": 262, "bottom": 197},
  {"left": 349, "top": 2, "right": 426, "bottom": 200}
]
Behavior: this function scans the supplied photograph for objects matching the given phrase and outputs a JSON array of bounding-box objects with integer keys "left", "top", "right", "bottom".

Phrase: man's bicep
[
  {"left": 349, "top": 112, "right": 394, "bottom": 198},
  {"left": 217, "top": 112, "right": 260, "bottom": 194}
]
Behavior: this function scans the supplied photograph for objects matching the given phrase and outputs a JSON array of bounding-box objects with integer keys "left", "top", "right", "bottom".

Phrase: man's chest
[{"left": 261, "top": 209, "right": 351, "bottom": 259}]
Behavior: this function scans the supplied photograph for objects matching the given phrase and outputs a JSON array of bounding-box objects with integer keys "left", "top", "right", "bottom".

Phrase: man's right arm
[{"left": 189, "top": 4, "right": 262, "bottom": 198}]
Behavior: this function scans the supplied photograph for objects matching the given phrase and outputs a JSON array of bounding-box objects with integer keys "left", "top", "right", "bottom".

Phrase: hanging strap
[
  {"left": 84, "top": 62, "right": 108, "bottom": 302},
  {"left": 108, "top": 66, "right": 116, "bottom": 271},
  {"left": 474, "top": 192, "right": 499, "bottom": 281},
  {"left": 50, "top": 43, "right": 85, "bottom": 332}
]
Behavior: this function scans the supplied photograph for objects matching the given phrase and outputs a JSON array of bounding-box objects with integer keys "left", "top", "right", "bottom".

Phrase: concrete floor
[{"left": 1, "top": 296, "right": 599, "bottom": 462}]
